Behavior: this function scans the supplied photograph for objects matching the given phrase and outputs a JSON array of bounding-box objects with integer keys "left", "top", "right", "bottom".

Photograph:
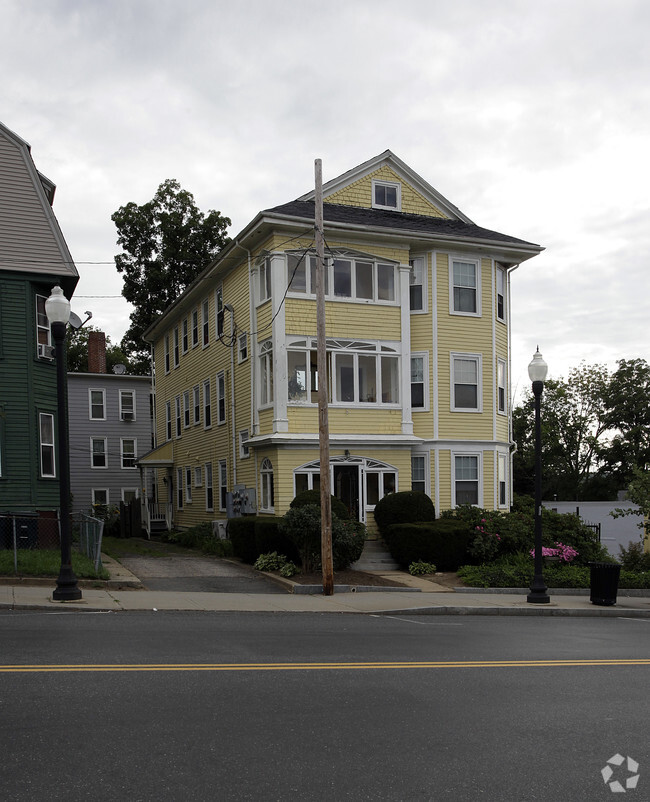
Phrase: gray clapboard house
[
  {"left": 0, "top": 120, "right": 79, "bottom": 517},
  {"left": 68, "top": 332, "right": 153, "bottom": 515}
]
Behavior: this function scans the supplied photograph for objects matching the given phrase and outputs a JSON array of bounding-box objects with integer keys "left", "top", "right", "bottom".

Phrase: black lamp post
[
  {"left": 527, "top": 347, "right": 550, "bottom": 604},
  {"left": 45, "top": 285, "right": 82, "bottom": 601}
]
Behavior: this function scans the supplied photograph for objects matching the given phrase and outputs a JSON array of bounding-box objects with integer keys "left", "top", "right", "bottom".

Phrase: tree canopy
[{"left": 112, "top": 179, "right": 231, "bottom": 366}]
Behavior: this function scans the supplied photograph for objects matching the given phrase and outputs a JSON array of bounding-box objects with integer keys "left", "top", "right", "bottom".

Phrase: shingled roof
[{"left": 264, "top": 200, "right": 539, "bottom": 249}]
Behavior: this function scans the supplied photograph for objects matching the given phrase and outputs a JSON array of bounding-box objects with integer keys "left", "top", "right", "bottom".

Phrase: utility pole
[{"left": 315, "top": 159, "right": 334, "bottom": 595}]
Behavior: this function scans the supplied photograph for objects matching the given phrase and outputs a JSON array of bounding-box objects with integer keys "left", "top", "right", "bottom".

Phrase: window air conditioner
[
  {"left": 38, "top": 344, "right": 54, "bottom": 359},
  {"left": 122, "top": 411, "right": 134, "bottom": 421}
]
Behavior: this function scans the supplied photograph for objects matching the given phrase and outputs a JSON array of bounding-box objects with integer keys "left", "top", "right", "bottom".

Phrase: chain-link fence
[{"left": 0, "top": 511, "right": 104, "bottom": 575}]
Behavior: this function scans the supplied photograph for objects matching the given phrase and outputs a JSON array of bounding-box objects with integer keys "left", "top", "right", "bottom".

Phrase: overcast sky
[{"left": 3, "top": 0, "right": 649, "bottom": 400}]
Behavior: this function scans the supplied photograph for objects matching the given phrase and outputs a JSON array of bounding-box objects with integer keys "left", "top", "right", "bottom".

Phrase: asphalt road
[{"left": 0, "top": 611, "right": 648, "bottom": 801}]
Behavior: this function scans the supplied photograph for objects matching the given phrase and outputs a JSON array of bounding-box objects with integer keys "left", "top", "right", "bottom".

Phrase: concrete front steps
[{"left": 351, "top": 539, "right": 400, "bottom": 571}]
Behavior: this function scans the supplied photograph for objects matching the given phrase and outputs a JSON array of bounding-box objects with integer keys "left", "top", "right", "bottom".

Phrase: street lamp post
[
  {"left": 45, "top": 285, "right": 82, "bottom": 602},
  {"left": 527, "top": 348, "right": 550, "bottom": 604}
]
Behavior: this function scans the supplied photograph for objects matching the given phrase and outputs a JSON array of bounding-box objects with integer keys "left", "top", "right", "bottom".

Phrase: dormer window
[{"left": 372, "top": 180, "right": 401, "bottom": 211}]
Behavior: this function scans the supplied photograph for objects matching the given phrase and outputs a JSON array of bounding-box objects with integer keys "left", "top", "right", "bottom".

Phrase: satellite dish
[
  {"left": 68, "top": 312, "right": 83, "bottom": 330},
  {"left": 113, "top": 364, "right": 126, "bottom": 375}
]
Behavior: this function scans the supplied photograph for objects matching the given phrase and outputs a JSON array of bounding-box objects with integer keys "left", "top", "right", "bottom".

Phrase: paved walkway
[{"left": 1, "top": 555, "right": 649, "bottom": 617}]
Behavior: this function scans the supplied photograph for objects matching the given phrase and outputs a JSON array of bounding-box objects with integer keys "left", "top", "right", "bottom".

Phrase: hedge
[
  {"left": 384, "top": 518, "right": 473, "bottom": 571},
  {"left": 373, "top": 491, "right": 435, "bottom": 537}
]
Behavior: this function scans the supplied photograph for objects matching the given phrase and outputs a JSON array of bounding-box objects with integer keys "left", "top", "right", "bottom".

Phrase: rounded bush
[
  {"left": 384, "top": 519, "right": 472, "bottom": 571},
  {"left": 373, "top": 491, "right": 435, "bottom": 537},
  {"left": 290, "top": 490, "right": 350, "bottom": 520}
]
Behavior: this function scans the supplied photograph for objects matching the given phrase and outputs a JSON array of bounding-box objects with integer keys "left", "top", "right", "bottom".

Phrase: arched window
[{"left": 260, "top": 458, "right": 275, "bottom": 511}]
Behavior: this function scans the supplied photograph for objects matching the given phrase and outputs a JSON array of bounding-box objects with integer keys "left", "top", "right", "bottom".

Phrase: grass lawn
[
  {"left": 101, "top": 535, "right": 195, "bottom": 559},
  {"left": 0, "top": 549, "right": 109, "bottom": 580}
]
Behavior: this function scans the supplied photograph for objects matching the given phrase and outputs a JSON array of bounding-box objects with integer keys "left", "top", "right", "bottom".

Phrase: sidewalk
[{"left": 2, "top": 558, "right": 650, "bottom": 617}]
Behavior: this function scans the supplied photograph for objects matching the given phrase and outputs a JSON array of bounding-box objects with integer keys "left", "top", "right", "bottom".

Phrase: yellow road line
[{"left": 0, "top": 659, "right": 649, "bottom": 673}]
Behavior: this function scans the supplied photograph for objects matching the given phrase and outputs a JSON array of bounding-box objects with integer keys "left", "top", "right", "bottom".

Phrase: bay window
[
  {"left": 287, "top": 253, "right": 396, "bottom": 303},
  {"left": 454, "top": 455, "right": 479, "bottom": 506},
  {"left": 451, "top": 354, "right": 481, "bottom": 412},
  {"left": 259, "top": 341, "right": 273, "bottom": 406},
  {"left": 451, "top": 258, "right": 479, "bottom": 315}
]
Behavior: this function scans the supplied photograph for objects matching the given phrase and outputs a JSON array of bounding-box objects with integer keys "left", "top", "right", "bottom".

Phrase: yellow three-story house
[{"left": 139, "top": 151, "right": 542, "bottom": 534}]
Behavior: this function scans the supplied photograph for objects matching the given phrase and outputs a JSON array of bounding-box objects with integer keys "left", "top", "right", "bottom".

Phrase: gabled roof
[
  {"left": 0, "top": 120, "right": 78, "bottom": 293},
  {"left": 297, "top": 149, "right": 474, "bottom": 223}
]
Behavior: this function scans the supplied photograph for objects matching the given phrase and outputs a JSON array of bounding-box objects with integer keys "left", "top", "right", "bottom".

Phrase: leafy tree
[
  {"left": 611, "top": 466, "right": 650, "bottom": 544},
  {"left": 112, "top": 179, "right": 231, "bottom": 365},
  {"left": 601, "top": 358, "right": 650, "bottom": 485},
  {"left": 66, "top": 326, "right": 144, "bottom": 374},
  {"left": 513, "top": 363, "right": 611, "bottom": 500}
]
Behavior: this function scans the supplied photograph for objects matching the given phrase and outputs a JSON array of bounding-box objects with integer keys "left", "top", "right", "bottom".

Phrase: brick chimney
[{"left": 88, "top": 331, "right": 106, "bottom": 374}]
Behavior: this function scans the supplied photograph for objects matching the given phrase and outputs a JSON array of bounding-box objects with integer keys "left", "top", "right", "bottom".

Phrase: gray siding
[{"left": 67, "top": 374, "right": 153, "bottom": 513}]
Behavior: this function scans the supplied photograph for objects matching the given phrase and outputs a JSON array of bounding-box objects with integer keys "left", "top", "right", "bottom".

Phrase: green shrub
[
  {"left": 280, "top": 504, "right": 367, "bottom": 572},
  {"left": 253, "top": 551, "right": 299, "bottom": 577},
  {"left": 409, "top": 560, "right": 437, "bottom": 576},
  {"left": 280, "top": 561, "right": 299, "bottom": 578},
  {"left": 619, "top": 540, "right": 650, "bottom": 572},
  {"left": 290, "top": 490, "right": 350, "bottom": 520},
  {"left": 384, "top": 519, "right": 472, "bottom": 571},
  {"left": 373, "top": 491, "right": 435, "bottom": 537},
  {"left": 228, "top": 516, "right": 259, "bottom": 563},
  {"left": 255, "top": 518, "right": 299, "bottom": 563}
]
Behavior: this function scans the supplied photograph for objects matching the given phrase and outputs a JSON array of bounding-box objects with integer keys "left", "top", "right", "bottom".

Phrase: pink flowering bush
[{"left": 529, "top": 542, "right": 579, "bottom": 563}]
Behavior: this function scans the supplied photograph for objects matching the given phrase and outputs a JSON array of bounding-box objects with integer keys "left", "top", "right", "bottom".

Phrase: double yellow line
[{"left": 1, "top": 658, "right": 649, "bottom": 673}]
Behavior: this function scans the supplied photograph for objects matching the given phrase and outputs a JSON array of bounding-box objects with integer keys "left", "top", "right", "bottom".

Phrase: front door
[{"left": 333, "top": 464, "right": 360, "bottom": 521}]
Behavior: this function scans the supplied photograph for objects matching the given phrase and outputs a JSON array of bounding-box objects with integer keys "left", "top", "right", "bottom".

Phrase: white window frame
[
  {"left": 498, "top": 452, "right": 508, "bottom": 509},
  {"left": 175, "top": 395, "right": 182, "bottom": 437},
  {"left": 183, "top": 390, "right": 191, "bottom": 429},
  {"left": 91, "top": 437, "right": 108, "bottom": 469},
  {"left": 202, "top": 298, "right": 210, "bottom": 347},
  {"left": 193, "top": 385, "right": 201, "bottom": 425},
  {"left": 451, "top": 353, "right": 482, "bottom": 413},
  {"left": 176, "top": 467, "right": 184, "bottom": 510},
  {"left": 39, "top": 412, "right": 55, "bottom": 478},
  {"left": 164, "top": 334, "right": 170, "bottom": 373},
  {"left": 411, "top": 454, "right": 427, "bottom": 494},
  {"left": 496, "top": 266, "right": 506, "bottom": 323},
  {"left": 239, "top": 429, "right": 250, "bottom": 459},
  {"left": 120, "top": 438, "right": 137, "bottom": 469},
  {"left": 452, "top": 453, "right": 482, "bottom": 507},
  {"left": 371, "top": 179, "right": 401, "bottom": 211},
  {"left": 92, "top": 488, "right": 109, "bottom": 506},
  {"left": 259, "top": 258, "right": 272, "bottom": 302},
  {"left": 219, "top": 459, "right": 227, "bottom": 512},
  {"left": 121, "top": 488, "right": 139, "bottom": 503},
  {"left": 217, "top": 372, "right": 226, "bottom": 424},
  {"left": 194, "top": 466, "right": 203, "bottom": 487},
  {"left": 238, "top": 332, "right": 248, "bottom": 363},
  {"left": 215, "top": 285, "right": 224, "bottom": 338},
  {"left": 205, "top": 462, "right": 214, "bottom": 511},
  {"left": 36, "top": 294, "right": 51, "bottom": 357},
  {"left": 191, "top": 308, "right": 199, "bottom": 348},
  {"left": 287, "top": 253, "right": 398, "bottom": 305},
  {"left": 185, "top": 466, "right": 192, "bottom": 504},
  {"left": 259, "top": 341, "right": 273, "bottom": 408},
  {"left": 409, "top": 256, "right": 426, "bottom": 313},
  {"left": 410, "top": 352, "right": 429, "bottom": 411},
  {"left": 450, "top": 257, "right": 481, "bottom": 317},
  {"left": 203, "top": 380, "right": 212, "bottom": 428},
  {"left": 497, "top": 359, "right": 507, "bottom": 415},
  {"left": 173, "top": 327, "right": 180, "bottom": 367},
  {"left": 182, "top": 318, "right": 189, "bottom": 354},
  {"left": 119, "top": 390, "right": 135, "bottom": 421},
  {"left": 165, "top": 400, "right": 172, "bottom": 441},
  {"left": 260, "top": 458, "right": 274, "bottom": 512},
  {"left": 89, "top": 389, "right": 106, "bottom": 421}
]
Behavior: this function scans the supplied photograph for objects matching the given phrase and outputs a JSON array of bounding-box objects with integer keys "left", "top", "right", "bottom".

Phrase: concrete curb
[{"left": 372, "top": 605, "right": 650, "bottom": 618}]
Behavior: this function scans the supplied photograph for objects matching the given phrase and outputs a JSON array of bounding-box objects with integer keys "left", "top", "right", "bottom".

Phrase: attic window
[{"left": 372, "top": 180, "right": 401, "bottom": 211}]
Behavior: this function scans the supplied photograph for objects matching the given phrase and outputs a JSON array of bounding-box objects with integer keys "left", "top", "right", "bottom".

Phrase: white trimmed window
[
  {"left": 259, "top": 257, "right": 272, "bottom": 302},
  {"left": 122, "top": 488, "right": 139, "bottom": 503},
  {"left": 239, "top": 429, "right": 250, "bottom": 459},
  {"left": 121, "top": 438, "right": 136, "bottom": 469},
  {"left": 454, "top": 454, "right": 480, "bottom": 507},
  {"left": 185, "top": 466, "right": 192, "bottom": 504},
  {"left": 411, "top": 454, "right": 426, "bottom": 494},
  {"left": 260, "top": 458, "right": 274, "bottom": 511},
  {"left": 496, "top": 267, "right": 506, "bottom": 322},
  {"left": 193, "top": 385, "right": 201, "bottom": 425},
  {"left": 183, "top": 390, "right": 190, "bottom": 428},
  {"left": 259, "top": 341, "right": 273, "bottom": 407},
  {"left": 372, "top": 179, "right": 401, "bottom": 211},
  {"left": 217, "top": 372, "right": 226, "bottom": 424},
  {"left": 202, "top": 298, "right": 210, "bottom": 347},
  {"left": 192, "top": 308, "right": 199, "bottom": 347},
  {"left": 36, "top": 294, "right": 51, "bottom": 356},
  {"left": 182, "top": 318, "right": 189, "bottom": 354},
  {"left": 215, "top": 285, "right": 224, "bottom": 338},
  {"left": 238, "top": 332, "right": 248, "bottom": 363},
  {"left": 205, "top": 462, "right": 214, "bottom": 511},
  {"left": 203, "top": 380, "right": 212, "bottom": 428},
  {"left": 219, "top": 460, "right": 227, "bottom": 512},
  {"left": 409, "top": 256, "right": 425, "bottom": 312},
  {"left": 498, "top": 359, "right": 507, "bottom": 415},
  {"left": 451, "top": 354, "right": 482, "bottom": 412},
  {"left": 91, "top": 438, "right": 107, "bottom": 468},
  {"left": 120, "top": 390, "right": 135, "bottom": 421},
  {"left": 92, "top": 488, "right": 109, "bottom": 506},
  {"left": 411, "top": 354, "right": 428, "bottom": 410},
  {"left": 39, "top": 413, "right": 55, "bottom": 478},
  {"left": 89, "top": 389, "right": 106, "bottom": 420},
  {"left": 175, "top": 395, "right": 181, "bottom": 437},
  {"left": 173, "top": 327, "right": 179, "bottom": 367},
  {"left": 288, "top": 254, "right": 396, "bottom": 304},
  {"left": 194, "top": 466, "right": 202, "bottom": 487},
  {"left": 165, "top": 400, "right": 172, "bottom": 441},
  {"left": 177, "top": 467, "right": 184, "bottom": 510},
  {"left": 450, "top": 258, "right": 480, "bottom": 315},
  {"left": 164, "top": 334, "right": 170, "bottom": 373},
  {"left": 498, "top": 452, "right": 508, "bottom": 508}
]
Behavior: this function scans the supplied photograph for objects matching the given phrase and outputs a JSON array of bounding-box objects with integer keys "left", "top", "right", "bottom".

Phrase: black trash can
[{"left": 589, "top": 562, "right": 621, "bottom": 606}]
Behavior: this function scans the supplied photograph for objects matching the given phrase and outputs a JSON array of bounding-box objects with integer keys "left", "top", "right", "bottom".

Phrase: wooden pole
[{"left": 315, "top": 159, "right": 333, "bottom": 595}]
